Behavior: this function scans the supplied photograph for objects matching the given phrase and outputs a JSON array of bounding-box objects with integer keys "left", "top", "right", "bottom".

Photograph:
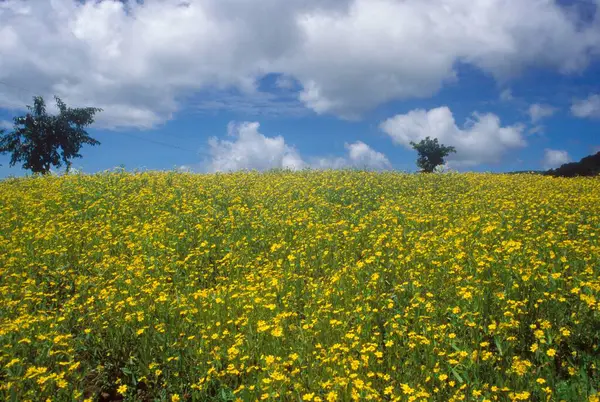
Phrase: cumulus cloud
[
  {"left": 542, "top": 149, "right": 571, "bottom": 170},
  {"left": 345, "top": 141, "right": 391, "bottom": 170},
  {"left": 0, "top": 0, "right": 599, "bottom": 127},
  {"left": 571, "top": 94, "right": 600, "bottom": 118},
  {"left": 380, "top": 106, "right": 526, "bottom": 167},
  {"left": 206, "top": 122, "right": 306, "bottom": 172},
  {"left": 528, "top": 104, "right": 557, "bottom": 123},
  {"left": 204, "top": 121, "right": 390, "bottom": 172},
  {"left": 311, "top": 141, "right": 391, "bottom": 170},
  {"left": 284, "top": 0, "right": 600, "bottom": 118}
]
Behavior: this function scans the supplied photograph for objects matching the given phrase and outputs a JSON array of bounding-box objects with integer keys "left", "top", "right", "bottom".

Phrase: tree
[
  {"left": 410, "top": 136, "right": 456, "bottom": 173},
  {"left": 0, "top": 96, "right": 102, "bottom": 174},
  {"left": 545, "top": 151, "right": 600, "bottom": 178}
]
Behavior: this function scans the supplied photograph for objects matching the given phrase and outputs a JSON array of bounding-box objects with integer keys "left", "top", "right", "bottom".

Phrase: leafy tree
[
  {"left": 410, "top": 136, "right": 456, "bottom": 173},
  {"left": 0, "top": 96, "right": 102, "bottom": 174}
]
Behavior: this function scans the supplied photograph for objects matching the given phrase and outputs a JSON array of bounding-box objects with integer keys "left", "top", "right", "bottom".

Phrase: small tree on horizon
[
  {"left": 410, "top": 136, "right": 456, "bottom": 173},
  {"left": 0, "top": 96, "right": 102, "bottom": 174}
]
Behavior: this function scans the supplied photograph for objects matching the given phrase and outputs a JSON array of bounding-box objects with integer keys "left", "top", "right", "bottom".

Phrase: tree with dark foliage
[
  {"left": 410, "top": 136, "right": 456, "bottom": 173},
  {"left": 545, "top": 151, "right": 600, "bottom": 178},
  {"left": 0, "top": 96, "right": 102, "bottom": 174}
]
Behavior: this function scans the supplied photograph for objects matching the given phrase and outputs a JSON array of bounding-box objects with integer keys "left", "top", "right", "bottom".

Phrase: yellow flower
[
  {"left": 227, "top": 346, "right": 239, "bottom": 358},
  {"left": 513, "top": 391, "right": 530, "bottom": 400},
  {"left": 117, "top": 384, "right": 127, "bottom": 395},
  {"left": 171, "top": 395, "right": 181, "bottom": 402},
  {"left": 353, "top": 378, "right": 365, "bottom": 390},
  {"left": 2, "top": 171, "right": 600, "bottom": 400}
]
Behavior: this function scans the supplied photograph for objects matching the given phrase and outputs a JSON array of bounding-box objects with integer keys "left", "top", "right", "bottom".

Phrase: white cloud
[
  {"left": 0, "top": 0, "right": 599, "bottom": 127},
  {"left": 204, "top": 121, "right": 390, "bottom": 172},
  {"left": 311, "top": 141, "right": 391, "bottom": 170},
  {"left": 285, "top": 0, "right": 600, "bottom": 118},
  {"left": 542, "top": 149, "right": 571, "bottom": 170},
  {"left": 500, "top": 89, "right": 513, "bottom": 102},
  {"left": 206, "top": 122, "right": 306, "bottom": 172},
  {"left": 345, "top": 141, "right": 391, "bottom": 170},
  {"left": 275, "top": 75, "right": 297, "bottom": 90},
  {"left": 528, "top": 125, "right": 545, "bottom": 135},
  {"left": 380, "top": 106, "right": 525, "bottom": 167},
  {"left": 528, "top": 103, "right": 557, "bottom": 123},
  {"left": 0, "top": 120, "right": 12, "bottom": 130},
  {"left": 571, "top": 94, "right": 600, "bottom": 118}
]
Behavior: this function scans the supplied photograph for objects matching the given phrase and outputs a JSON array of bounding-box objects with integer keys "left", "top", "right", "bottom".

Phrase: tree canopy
[
  {"left": 410, "top": 136, "right": 456, "bottom": 173},
  {"left": 0, "top": 96, "right": 102, "bottom": 174}
]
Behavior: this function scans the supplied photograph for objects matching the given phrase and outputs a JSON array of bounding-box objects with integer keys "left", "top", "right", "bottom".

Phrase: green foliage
[
  {"left": 0, "top": 96, "right": 102, "bottom": 174},
  {"left": 410, "top": 136, "right": 456, "bottom": 173}
]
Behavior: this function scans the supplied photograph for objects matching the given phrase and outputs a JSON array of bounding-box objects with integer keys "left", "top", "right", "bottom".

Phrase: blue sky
[{"left": 1, "top": 0, "right": 599, "bottom": 177}]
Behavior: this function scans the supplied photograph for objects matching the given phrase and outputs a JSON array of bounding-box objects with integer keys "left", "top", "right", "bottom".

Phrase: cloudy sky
[{"left": 1, "top": 0, "right": 599, "bottom": 176}]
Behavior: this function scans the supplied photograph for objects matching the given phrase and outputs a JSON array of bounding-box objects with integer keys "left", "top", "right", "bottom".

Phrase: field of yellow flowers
[{"left": 1, "top": 171, "right": 599, "bottom": 402}]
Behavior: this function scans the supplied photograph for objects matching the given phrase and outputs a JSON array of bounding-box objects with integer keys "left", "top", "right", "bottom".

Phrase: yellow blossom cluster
[{"left": 0, "top": 171, "right": 599, "bottom": 401}]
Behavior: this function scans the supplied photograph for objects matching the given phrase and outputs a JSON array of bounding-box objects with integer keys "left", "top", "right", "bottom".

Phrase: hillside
[{"left": 1, "top": 172, "right": 599, "bottom": 401}]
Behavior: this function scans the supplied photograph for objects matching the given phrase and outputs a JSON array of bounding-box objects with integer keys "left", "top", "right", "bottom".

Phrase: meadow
[{"left": 0, "top": 171, "right": 599, "bottom": 402}]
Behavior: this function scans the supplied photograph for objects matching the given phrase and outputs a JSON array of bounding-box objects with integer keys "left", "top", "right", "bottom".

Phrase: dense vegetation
[
  {"left": 409, "top": 137, "right": 456, "bottom": 173},
  {"left": 1, "top": 171, "right": 599, "bottom": 402},
  {"left": 546, "top": 152, "right": 600, "bottom": 178},
  {"left": 0, "top": 96, "right": 101, "bottom": 174}
]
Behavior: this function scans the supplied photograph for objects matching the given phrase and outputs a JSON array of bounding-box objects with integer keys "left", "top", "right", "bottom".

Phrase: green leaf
[
  {"left": 451, "top": 367, "right": 464, "bottom": 384},
  {"left": 494, "top": 337, "right": 504, "bottom": 356}
]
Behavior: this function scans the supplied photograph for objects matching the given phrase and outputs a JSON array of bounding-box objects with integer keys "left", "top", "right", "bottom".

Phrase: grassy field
[{"left": 0, "top": 171, "right": 599, "bottom": 402}]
